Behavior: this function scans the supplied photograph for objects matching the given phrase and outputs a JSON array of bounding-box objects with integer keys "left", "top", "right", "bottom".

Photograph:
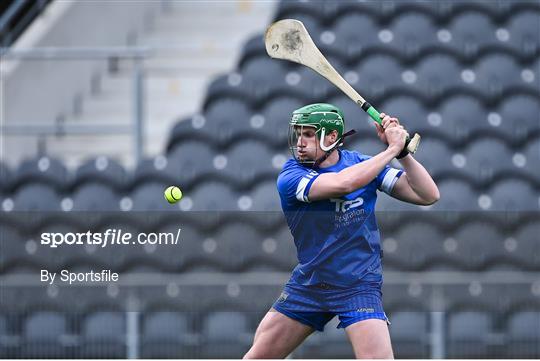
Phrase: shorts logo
[
  {"left": 277, "top": 292, "right": 289, "bottom": 303},
  {"left": 356, "top": 307, "right": 375, "bottom": 313}
]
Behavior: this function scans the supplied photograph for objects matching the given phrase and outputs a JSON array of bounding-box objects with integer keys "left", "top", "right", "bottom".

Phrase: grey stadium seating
[
  {"left": 2, "top": 0, "right": 540, "bottom": 359},
  {"left": 448, "top": 310, "right": 496, "bottom": 358}
]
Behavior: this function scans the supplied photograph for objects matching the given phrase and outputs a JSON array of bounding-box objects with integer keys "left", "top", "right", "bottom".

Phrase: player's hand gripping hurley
[{"left": 265, "top": 19, "right": 421, "bottom": 155}]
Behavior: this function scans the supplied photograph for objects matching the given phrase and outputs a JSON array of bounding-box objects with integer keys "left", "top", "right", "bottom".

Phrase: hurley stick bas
[{"left": 265, "top": 19, "right": 421, "bottom": 154}]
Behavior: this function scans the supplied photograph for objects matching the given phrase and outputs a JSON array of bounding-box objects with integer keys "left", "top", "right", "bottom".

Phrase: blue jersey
[{"left": 277, "top": 149, "right": 403, "bottom": 288}]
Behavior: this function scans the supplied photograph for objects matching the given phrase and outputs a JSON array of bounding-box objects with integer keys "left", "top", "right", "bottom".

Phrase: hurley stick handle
[{"left": 360, "top": 101, "right": 421, "bottom": 154}]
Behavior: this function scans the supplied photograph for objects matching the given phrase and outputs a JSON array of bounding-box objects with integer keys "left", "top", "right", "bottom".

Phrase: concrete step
[
  {"left": 73, "top": 102, "right": 196, "bottom": 126},
  {"left": 163, "top": 0, "right": 277, "bottom": 14},
  {"left": 116, "top": 55, "right": 237, "bottom": 73},
  {"left": 45, "top": 135, "right": 135, "bottom": 169},
  {"left": 41, "top": 0, "right": 277, "bottom": 169},
  {"left": 153, "top": 14, "right": 270, "bottom": 32},
  {"left": 137, "top": 32, "right": 249, "bottom": 49},
  {"left": 98, "top": 73, "right": 210, "bottom": 96},
  {"left": 44, "top": 129, "right": 172, "bottom": 166}
]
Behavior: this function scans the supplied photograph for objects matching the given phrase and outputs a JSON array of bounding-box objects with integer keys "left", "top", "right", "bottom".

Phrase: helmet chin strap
[{"left": 312, "top": 129, "right": 357, "bottom": 168}]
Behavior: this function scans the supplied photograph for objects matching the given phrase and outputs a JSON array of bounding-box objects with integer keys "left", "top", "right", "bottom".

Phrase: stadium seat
[
  {"left": 275, "top": 0, "right": 328, "bottom": 22},
  {"left": 431, "top": 179, "right": 479, "bottom": 211},
  {"left": 0, "top": 314, "right": 11, "bottom": 358},
  {"left": 237, "top": 33, "right": 266, "bottom": 67},
  {"left": 447, "top": 11, "right": 497, "bottom": 57},
  {"left": 200, "top": 312, "right": 251, "bottom": 358},
  {"left": 71, "top": 183, "right": 120, "bottom": 211},
  {"left": 497, "top": 95, "right": 540, "bottom": 144},
  {"left": 22, "top": 311, "right": 70, "bottom": 358},
  {"left": 389, "top": 311, "right": 429, "bottom": 358},
  {"left": 176, "top": 224, "right": 218, "bottom": 271},
  {"left": 13, "top": 183, "right": 61, "bottom": 211},
  {"left": 130, "top": 221, "right": 188, "bottom": 272},
  {"left": 249, "top": 180, "right": 281, "bottom": 212},
  {"left": 258, "top": 97, "right": 305, "bottom": 146},
  {"left": 353, "top": 54, "right": 405, "bottom": 99},
  {"left": 211, "top": 222, "right": 263, "bottom": 271},
  {"left": 384, "top": 222, "right": 447, "bottom": 271},
  {"left": 0, "top": 224, "right": 28, "bottom": 272},
  {"left": 14, "top": 156, "right": 68, "bottom": 191},
  {"left": 510, "top": 220, "right": 540, "bottom": 270},
  {"left": 222, "top": 141, "right": 276, "bottom": 186},
  {"left": 448, "top": 311, "right": 494, "bottom": 358},
  {"left": 189, "top": 182, "right": 240, "bottom": 212},
  {"left": 90, "top": 220, "right": 147, "bottom": 271},
  {"left": 461, "top": 139, "right": 514, "bottom": 185},
  {"left": 488, "top": 179, "right": 538, "bottom": 211},
  {"left": 28, "top": 223, "right": 90, "bottom": 271},
  {"left": 506, "top": 310, "right": 540, "bottom": 358},
  {"left": 291, "top": 66, "right": 336, "bottom": 100},
  {"left": 437, "top": 95, "right": 489, "bottom": 144},
  {"left": 412, "top": 138, "right": 455, "bottom": 180},
  {"left": 380, "top": 95, "right": 429, "bottom": 131},
  {"left": 506, "top": 11, "right": 540, "bottom": 55},
  {"left": 204, "top": 73, "right": 253, "bottom": 109},
  {"left": 130, "top": 181, "right": 175, "bottom": 211},
  {"left": 451, "top": 221, "right": 507, "bottom": 270},
  {"left": 0, "top": 162, "right": 11, "bottom": 192},
  {"left": 74, "top": 156, "right": 126, "bottom": 189},
  {"left": 132, "top": 156, "right": 177, "bottom": 187},
  {"left": 333, "top": 0, "right": 396, "bottom": 19},
  {"left": 81, "top": 311, "right": 125, "bottom": 358},
  {"left": 202, "top": 98, "right": 255, "bottom": 145},
  {"left": 330, "top": 13, "right": 381, "bottom": 58},
  {"left": 392, "top": 0, "right": 442, "bottom": 16},
  {"left": 523, "top": 137, "right": 540, "bottom": 183},
  {"left": 441, "top": 283, "right": 510, "bottom": 312},
  {"left": 415, "top": 55, "right": 462, "bottom": 98},
  {"left": 264, "top": 224, "right": 297, "bottom": 271},
  {"left": 167, "top": 141, "right": 215, "bottom": 186},
  {"left": 348, "top": 137, "right": 386, "bottom": 157},
  {"left": 141, "top": 311, "right": 194, "bottom": 358},
  {"left": 473, "top": 54, "right": 523, "bottom": 97},
  {"left": 327, "top": 95, "right": 378, "bottom": 136},
  {"left": 298, "top": 315, "right": 359, "bottom": 358},
  {"left": 388, "top": 13, "right": 438, "bottom": 56},
  {"left": 240, "top": 56, "right": 289, "bottom": 101}
]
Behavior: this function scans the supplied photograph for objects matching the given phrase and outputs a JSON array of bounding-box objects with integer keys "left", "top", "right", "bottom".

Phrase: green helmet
[{"left": 289, "top": 103, "right": 346, "bottom": 166}]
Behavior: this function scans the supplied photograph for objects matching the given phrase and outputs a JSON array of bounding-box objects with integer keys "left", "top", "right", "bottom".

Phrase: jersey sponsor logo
[{"left": 330, "top": 196, "right": 364, "bottom": 213}]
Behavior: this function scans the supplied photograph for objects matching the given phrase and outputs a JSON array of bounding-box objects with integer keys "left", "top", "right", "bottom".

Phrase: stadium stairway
[{"left": 36, "top": 1, "right": 276, "bottom": 170}]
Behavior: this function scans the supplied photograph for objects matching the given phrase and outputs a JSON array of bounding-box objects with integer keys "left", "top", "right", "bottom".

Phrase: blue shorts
[{"left": 272, "top": 277, "right": 389, "bottom": 332}]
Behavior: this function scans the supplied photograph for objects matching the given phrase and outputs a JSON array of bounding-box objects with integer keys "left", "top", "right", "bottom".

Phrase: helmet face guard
[{"left": 288, "top": 123, "right": 320, "bottom": 166}]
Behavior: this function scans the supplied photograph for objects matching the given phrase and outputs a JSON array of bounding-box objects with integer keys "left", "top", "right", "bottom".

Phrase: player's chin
[{"left": 297, "top": 152, "right": 313, "bottom": 161}]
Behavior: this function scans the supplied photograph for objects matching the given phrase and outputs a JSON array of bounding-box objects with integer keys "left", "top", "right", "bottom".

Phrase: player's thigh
[
  {"left": 243, "top": 308, "right": 314, "bottom": 359},
  {"left": 345, "top": 318, "right": 394, "bottom": 359}
]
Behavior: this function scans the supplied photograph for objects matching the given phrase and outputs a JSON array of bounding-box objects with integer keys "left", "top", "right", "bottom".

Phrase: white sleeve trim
[
  {"left": 380, "top": 168, "right": 401, "bottom": 195},
  {"left": 295, "top": 171, "right": 318, "bottom": 202}
]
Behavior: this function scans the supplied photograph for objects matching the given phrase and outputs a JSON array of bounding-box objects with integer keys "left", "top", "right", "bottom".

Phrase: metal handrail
[
  {"left": 1, "top": 46, "right": 150, "bottom": 162},
  {"left": 0, "top": 46, "right": 151, "bottom": 59}
]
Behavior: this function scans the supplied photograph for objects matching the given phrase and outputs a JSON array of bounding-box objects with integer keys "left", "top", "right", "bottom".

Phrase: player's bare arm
[
  {"left": 308, "top": 123, "right": 408, "bottom": 201},
  {"left": 377, "top": 113, "right": 440, "bottom": 205}
]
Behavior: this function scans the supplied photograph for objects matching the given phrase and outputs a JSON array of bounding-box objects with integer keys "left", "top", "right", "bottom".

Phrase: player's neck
[{"left": 318, "top": 149, "right": 340, "bottom": 168}]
